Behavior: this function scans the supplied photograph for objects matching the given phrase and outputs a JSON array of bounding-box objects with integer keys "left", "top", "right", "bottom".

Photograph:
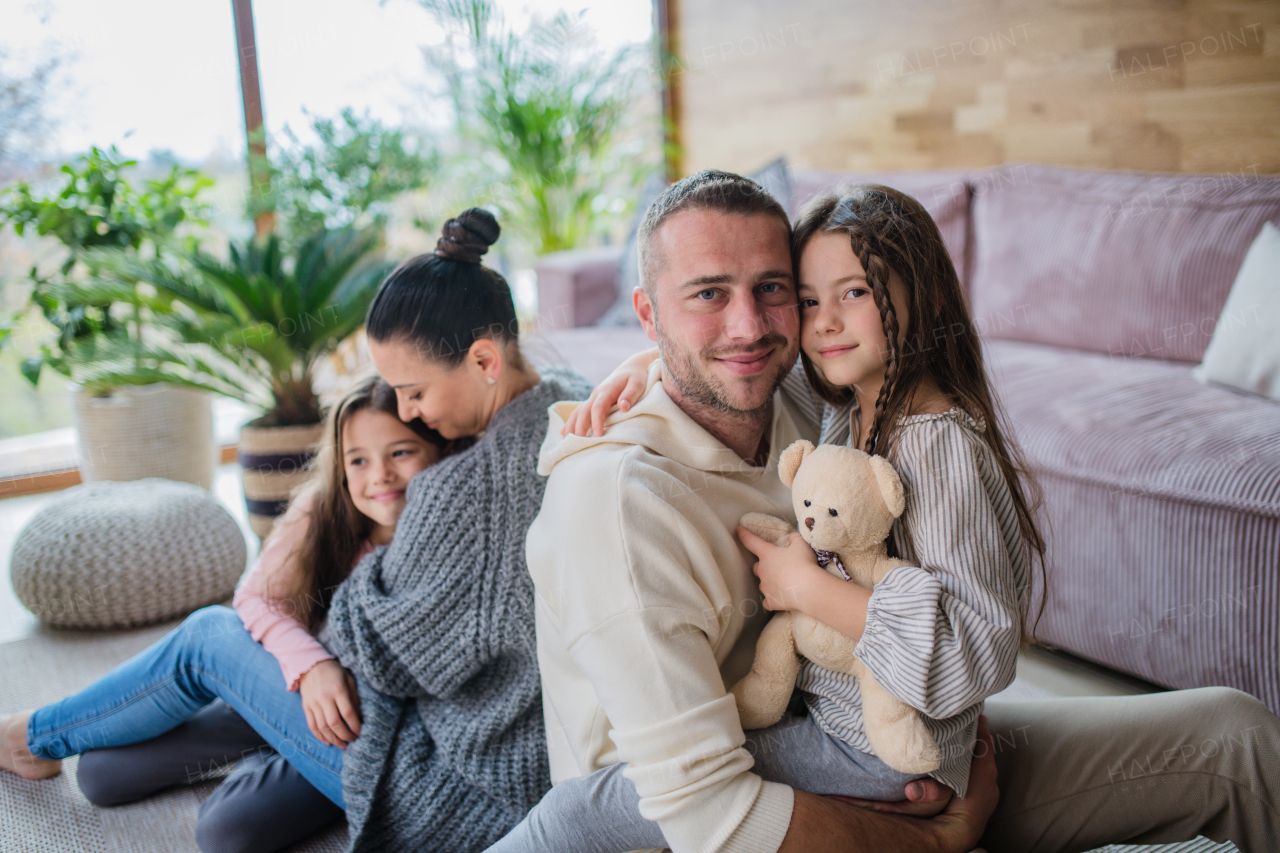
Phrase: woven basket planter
[
  {"left": 238, "top": 421, "right": 323, "bottom": 540},
  {"left": 72, "top": 384, "right": 216, "bottom": 490}
]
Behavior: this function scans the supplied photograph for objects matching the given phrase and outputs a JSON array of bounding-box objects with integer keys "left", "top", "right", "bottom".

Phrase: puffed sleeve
[{"left": 854, "top": 416, "right": 1024, "bottom": 719}]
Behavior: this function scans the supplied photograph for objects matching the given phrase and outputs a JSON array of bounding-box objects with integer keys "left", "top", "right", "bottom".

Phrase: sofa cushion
[
  {"left": 987, "top": 339, "right": 1279, "bottom": 515},
  {"left": 596, "top": 174, "right": 669, "bottom": 327},
  {"left": 971, "top": 164, "right": 1280, "bottom": 363},
  {"left": 525, "top": 326, "right": 655, "bottom": 386},
  {"left": 985, "top": 339, "right": 1279, "bottom": 708},
  {"left": 750, "top": 156, "right": 793, "bottom": 216},
  {"left": 789, "top": 169, "right": 974, "bottom": 290},
  {"left": 1194, "top": 221, "right": 1280, "bottom": 402}
]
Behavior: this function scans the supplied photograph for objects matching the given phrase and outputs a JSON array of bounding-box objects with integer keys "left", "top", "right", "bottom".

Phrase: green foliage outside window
[
  {"left": 0, "top": 145, "right": 211, "bottom": 389},
  {"left": 249, "top": 108, "right": 438, "bottom": 248}
]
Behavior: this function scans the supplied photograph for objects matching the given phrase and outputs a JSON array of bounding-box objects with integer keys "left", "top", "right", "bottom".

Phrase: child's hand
[
  {"left": 737, "top": 526, "right": 834, "bottom": 613},
  {"left": 827, "top": 779, "right": 954, "bottom": 817},
  {"left": 562, "top": 348, "right": 659, "bottom": 437},
  {"left": 299, "top": 659, "right": 362, "bottom": 749}
]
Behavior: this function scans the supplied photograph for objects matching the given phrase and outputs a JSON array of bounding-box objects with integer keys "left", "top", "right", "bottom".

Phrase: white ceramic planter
[{"left": 72, "top": 383, "right": 216, "bottom": 490}]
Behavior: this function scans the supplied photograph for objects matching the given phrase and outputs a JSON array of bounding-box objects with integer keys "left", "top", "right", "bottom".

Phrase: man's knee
[{"left": 1186, "top": 686, "right": 1277, "bottom": 738}]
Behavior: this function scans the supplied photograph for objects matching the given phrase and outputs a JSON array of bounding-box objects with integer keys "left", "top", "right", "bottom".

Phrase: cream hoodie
[{"left": 525, "top": 361, "right": 820, "bottom": 853}]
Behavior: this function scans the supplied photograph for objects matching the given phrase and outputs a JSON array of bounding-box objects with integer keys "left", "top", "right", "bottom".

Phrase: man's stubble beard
[{"left": 653, "top": 310, "right": 792, "bottom": 419}]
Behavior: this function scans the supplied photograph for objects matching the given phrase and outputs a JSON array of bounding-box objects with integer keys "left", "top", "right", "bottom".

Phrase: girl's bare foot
[{"left": 0, "top": 711, "right": 61, "bottom": 780}]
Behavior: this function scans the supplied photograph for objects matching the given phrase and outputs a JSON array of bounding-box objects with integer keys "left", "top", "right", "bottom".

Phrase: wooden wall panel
[{"left": 671, "top": 0, "right": 1280, "bottom": 175}]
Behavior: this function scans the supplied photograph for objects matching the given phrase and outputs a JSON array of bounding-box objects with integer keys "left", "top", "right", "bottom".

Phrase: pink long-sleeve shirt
[{"left": 233, "top": 493, "right": 374, "bottom": 691}]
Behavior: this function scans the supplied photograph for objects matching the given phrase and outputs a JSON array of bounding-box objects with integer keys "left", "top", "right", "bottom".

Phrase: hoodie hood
[{"left": 538, "top": 359, "right": 794, "bottom": 480}]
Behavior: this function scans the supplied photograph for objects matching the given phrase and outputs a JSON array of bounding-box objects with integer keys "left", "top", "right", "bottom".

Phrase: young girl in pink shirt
[
  {"left": 234, "top": 375, "right": 450, "bottom": 746},
  {"left": 3, "top": 376, "right": 447, "bottom": 853}
]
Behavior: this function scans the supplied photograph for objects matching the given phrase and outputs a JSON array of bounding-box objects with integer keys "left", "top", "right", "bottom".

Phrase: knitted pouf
[{"left": 10, "top": 478, "right": 249, "bottom": 629}]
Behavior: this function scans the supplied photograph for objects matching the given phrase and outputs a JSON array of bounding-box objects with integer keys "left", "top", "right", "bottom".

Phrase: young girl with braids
[
  {"left": 1, "top": 376, "right": 447, "bottom": 853},
  {"left": 485, "top": 184, "right": 1044, "bottom": 852}
]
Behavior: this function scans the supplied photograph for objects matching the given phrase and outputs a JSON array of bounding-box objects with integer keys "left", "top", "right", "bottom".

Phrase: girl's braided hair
[{"left": 792, "top": 184, "right": 1048, "bottom": 644}]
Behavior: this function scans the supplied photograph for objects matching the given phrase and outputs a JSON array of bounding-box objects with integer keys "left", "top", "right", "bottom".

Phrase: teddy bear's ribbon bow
[{"left": 810, "top": 546, "right": 852, "bottom": 582}]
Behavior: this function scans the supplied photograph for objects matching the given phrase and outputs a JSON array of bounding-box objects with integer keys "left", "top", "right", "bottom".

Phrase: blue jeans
[{"left": 26, "top": 605, "right": 346, "bottom": 807}]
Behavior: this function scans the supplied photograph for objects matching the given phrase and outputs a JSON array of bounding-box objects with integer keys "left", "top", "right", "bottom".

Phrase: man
[{"left": 525, "top": 170, "right": 1279, "bottom": 852}]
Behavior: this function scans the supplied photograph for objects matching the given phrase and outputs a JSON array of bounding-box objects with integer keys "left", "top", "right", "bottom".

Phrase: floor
[{"left": 0, "top": 464, "right": 1160, "bottom": 699}]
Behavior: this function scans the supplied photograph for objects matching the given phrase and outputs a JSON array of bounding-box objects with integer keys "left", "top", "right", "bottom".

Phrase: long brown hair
[
  {"left": 269, "top": 375, "right": 446, "bottom": 633},
  {"left": 792, "top": 185, "right": 1047, "bottom": 643}
]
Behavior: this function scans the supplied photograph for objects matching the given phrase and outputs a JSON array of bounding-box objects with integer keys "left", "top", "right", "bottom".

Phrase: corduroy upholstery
[
  {"left": 971, "top": 163, "right": 1280, "bottom": 363},
  {"left": 986, "top": 339, "right": 1279, "bottom": 711}
]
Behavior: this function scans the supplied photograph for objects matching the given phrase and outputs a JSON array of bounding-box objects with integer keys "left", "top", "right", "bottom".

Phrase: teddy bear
[{"left": 731, "top": 439, "right": 942, "bottom": 775}]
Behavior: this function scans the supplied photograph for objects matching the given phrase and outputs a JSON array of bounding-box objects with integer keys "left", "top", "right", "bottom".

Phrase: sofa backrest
[
  {"left": 789, "top": 169, "right": 974, "bottom": 292},
  {"left": 969, "top": 163, "right": 1280, "bottom": 363}
]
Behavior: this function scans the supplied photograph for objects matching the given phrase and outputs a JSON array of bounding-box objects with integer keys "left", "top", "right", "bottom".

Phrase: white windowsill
[{"left": 0, "top": 397, "right": 255, "bottom": 481}]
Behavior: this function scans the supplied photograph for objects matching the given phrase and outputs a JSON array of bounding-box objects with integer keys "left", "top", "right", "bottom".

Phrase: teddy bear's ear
[
  {"left": 778, "top": 440, "right": 816, "bottom": 488},
  {"left": 868, "top": 455, "right": 906, "bottom": 518}
]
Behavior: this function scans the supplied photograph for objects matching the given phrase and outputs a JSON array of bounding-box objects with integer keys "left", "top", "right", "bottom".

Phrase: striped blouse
[{"left": 778, "top": 365, "right": 1028, "bottom": 796}]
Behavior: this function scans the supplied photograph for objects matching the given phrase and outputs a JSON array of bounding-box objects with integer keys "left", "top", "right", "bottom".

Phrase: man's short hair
[{"left": 637, "top": 170, "right": 791, "bottom": 297}]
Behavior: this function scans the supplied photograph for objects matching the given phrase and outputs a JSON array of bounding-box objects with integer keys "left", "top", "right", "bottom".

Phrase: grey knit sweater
[{"left": 324, "top": 367, "right": 591, "bottom": 853}]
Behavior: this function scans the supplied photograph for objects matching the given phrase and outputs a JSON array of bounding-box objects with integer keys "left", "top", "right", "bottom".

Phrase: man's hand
[
  {"left": 777, "top": 716, "right": 999, "bottom": 853},
  {"left": 928, "top": 715, "right": 1000, "bottom": 852},
  {"left": 298, "top": 659, "right": 362, "bottom": 749}
]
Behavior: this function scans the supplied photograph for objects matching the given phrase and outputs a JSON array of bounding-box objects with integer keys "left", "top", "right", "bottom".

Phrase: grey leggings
[
  {"left": 76, "top": 700, "right": 343, "bottom": 853},
  {"left": 485, "top": 712, "right": 924, "bottom": 853}
]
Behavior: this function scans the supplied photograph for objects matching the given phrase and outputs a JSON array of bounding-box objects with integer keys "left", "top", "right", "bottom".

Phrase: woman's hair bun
[{"left": 434, "top": 208, "right": 501, "bottom": 264}]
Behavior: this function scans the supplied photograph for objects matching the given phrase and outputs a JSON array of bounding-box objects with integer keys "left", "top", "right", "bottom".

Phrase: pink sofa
[{"left": 529, "top": 163, "right": 1280, "bottom": 714}]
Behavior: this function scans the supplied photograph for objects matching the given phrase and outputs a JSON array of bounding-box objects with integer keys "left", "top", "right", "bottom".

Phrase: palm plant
[
  {"left": 421, "top": 0, "right": 653, "bottom": 254},
  {"left": 85, "top": 226, "right": 392, "bottom": 426}
]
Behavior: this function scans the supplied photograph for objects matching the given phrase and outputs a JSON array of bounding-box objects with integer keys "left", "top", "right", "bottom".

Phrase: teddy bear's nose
[{"left": 804, "top": 517, "right": 815, "bottom": 530}]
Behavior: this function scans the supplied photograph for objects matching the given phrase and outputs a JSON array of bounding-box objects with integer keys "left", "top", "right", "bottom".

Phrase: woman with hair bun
[
  {"left": 320, "top": 207, "right": 591, "bottom": 851},
  {"left": 2, "top": 209, "right": 592, "bottom": 853}
]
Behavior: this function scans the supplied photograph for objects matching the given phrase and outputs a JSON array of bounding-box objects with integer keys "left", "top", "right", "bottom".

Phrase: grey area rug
[
  {"left": 0, "top": 624, "right": 1237, "bottom": 853},
  {"left": 0, "top": 621, "right": 347, "bottom": 853}
]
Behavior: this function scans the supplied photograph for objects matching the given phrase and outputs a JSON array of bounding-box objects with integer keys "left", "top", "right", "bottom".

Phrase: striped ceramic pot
[{"left": 237, "top": 421, "right": 323, "bottom": 540}]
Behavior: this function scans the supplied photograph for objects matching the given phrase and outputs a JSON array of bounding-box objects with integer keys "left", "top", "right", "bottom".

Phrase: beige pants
[{"left": 981, "top": 687, "right": 1279, "bottom": 853}]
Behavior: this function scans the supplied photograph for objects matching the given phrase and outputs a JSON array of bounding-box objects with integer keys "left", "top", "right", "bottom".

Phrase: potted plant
[
  {"left": 92, "top": 225, "right": 392, "bottom": 537},
  {"left": 421, "top": 0, "right": 654, "bottom": 256},
  {"left": 0, "top": 146, "right": 218, "bottom": 487}
]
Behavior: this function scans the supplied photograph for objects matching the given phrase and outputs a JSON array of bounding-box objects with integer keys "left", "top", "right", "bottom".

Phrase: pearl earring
[{"left": 487, "top": 376, "right": 496, "bottom": 385}]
